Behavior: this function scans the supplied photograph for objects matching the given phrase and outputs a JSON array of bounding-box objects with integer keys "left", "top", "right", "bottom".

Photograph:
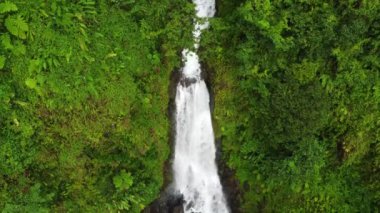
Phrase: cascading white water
[{"left": 172, "top": 0, "right": 229, "bottom": 212}]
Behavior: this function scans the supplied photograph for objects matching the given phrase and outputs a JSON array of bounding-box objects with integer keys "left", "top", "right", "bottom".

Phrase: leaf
[
  {"left": 28, "top": 59, "right": 42, "bottom": 73},
  {"left": 25, "top": 78, "right": 37, "bottom": 89},
  {"left": 11, "top": 41, "right": 26, "bottom": 56},
  {"left": 113, "top": 170, "right": 133, "bottom": 191},
  {"left": 14, "top": 100, "right": 28, "bottom": 107},
  {"left": 0, "top": 1, "right": 18, "bottom": 14},
  {"left": 1, "top": 34, "right": 13, "bottom": 50},
  {"left": 78, "top": 37, "right": 88, "bottom": 51},
  {"left": 5, "top": 15, "right": 29, "bottom": 39},
  {"left": 105, "top": 52, "right": 117, "bottom": 59},
  {"left": 0, "top": 55, "right": 5, "bottom": 69},
  {"left": 289, "top": 161, "right": 296, "bottom": 169}
]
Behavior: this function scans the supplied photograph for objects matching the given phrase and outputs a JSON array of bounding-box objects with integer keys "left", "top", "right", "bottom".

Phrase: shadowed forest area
[{"left": 0, "top": 0, "right": 379, "bottom": 212}]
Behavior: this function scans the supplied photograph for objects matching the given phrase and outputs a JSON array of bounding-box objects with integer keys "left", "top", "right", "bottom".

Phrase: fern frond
[
  {"left": 0, "top": 1, "right": 18, "bottom": 14},
  {"left": 4, "top": 15, "right": 29, "bottom": 39},
  {"left": 1, "top": 34, "right": 13, "bottom": 50}
]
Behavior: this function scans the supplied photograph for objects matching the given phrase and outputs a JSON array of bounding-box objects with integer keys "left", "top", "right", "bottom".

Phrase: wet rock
[
  {"left": 143, "top": 190, "right": 184, "bottom": 213},
  {"left": 215, "top": 138, "right": 243, "bottom": 213},
  {"left": 179, "top": 76, "right": 198, "bottom": 87}
]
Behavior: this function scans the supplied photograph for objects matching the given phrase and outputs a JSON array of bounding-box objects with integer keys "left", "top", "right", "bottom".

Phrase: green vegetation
[
  {"left": 1, "top": 0, "right": 379, "bottom": 212},
  {"left": 0, "top": 0, "right": 194, "bottom": 211},
  {"left": 201, "top": 0, "right": 380, "bottom": 212}
]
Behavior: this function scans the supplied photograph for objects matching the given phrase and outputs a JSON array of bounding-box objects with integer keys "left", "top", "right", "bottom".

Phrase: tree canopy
[
  {"left": 0, "top": 0, "right": 379, "bottom": 212},
  {"left": 201, "top": 0, "right": 379, "bottom": 211},
  {"left": 0, "top": 0, "right": 193, "bottom": 211}
]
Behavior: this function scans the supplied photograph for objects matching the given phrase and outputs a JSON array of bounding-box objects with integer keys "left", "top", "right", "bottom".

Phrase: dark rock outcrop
[{"left": 143, "top": 190, "right": 184, "bottom": 213}]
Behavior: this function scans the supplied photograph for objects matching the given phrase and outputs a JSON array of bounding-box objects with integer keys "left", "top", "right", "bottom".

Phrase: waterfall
[{"left": 172, "top": 0, "right": 229, "bottom": 212}]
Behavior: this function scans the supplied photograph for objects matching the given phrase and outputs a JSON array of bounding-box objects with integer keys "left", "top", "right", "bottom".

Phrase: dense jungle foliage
[
  {"left": 1, "top": 0, "right": 379, "bottom": 212},
  {"left": 0, "top": 0, "right": 194, "bottom": 211},
  {"left": 201, "top": 0, "right": 380, "bottom": 212}
]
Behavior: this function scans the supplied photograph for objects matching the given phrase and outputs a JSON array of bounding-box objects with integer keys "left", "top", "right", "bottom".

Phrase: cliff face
[
  {"left": 202, "top": 61, "right": 243, "bottom": 213},
  {"left": 144, "top": 51, "right": 242, "bottom": 213}
]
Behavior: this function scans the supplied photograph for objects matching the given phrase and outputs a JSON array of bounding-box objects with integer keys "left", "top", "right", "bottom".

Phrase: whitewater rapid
[{"left": 172, "top": 0, "right": 229, "bottom": 212}]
